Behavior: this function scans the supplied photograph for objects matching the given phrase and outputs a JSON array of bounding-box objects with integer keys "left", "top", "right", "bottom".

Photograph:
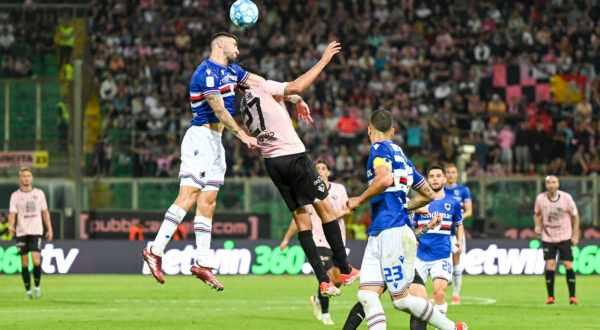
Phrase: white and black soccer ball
[{"left": 230, "top": 0, "right": 259, "bottom": 27}]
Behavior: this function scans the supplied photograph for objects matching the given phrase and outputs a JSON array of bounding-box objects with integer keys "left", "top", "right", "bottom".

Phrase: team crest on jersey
[
  {"left": 445, "top": 203, "right": 451, "bottom": 211},
  {"left": 454, "top": 190, "right": 460, "bottom": 196},
  {"left": 206, "top": 76, "right": 215, "bottom": 87},
  {"left": 373, "top": 144, "right": 379, "bottom": 150}
]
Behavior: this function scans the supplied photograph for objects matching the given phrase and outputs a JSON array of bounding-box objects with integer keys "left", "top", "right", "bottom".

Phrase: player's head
[
  {"left": 545, "top": 175, "right": 560, "bottom": 193},
  {"left": 18, "top": 167, "right": 33, "bottom": 186},
  {"left": 444, "top": 163, "right": 458, "bottom": 184},
  {"left": 368, "top": 109, "right": 394, "bottom": 141},
  {"left": 427, "top": 164, "right": 446, "bottom": 192},
  {"left": 315, "top": 160, "right": 331, "bottom": 182},
  {"left": 211, "top": 32, "right": 239, "bottom": 63}
]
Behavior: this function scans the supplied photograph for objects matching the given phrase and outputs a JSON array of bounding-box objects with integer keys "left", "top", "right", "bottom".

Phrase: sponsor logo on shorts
[
  {"left": 318, "top": 184, "right": 325, "bottom": 192},
  {"left": 194, "top": 150, "right": 199, "bottom": 156}
]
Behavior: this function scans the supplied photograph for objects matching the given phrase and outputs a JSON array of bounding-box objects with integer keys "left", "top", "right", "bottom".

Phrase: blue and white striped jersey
[
  {"left": 414, "top": 195, "right": 463, "bottom": 261},
  {"left": 366, "top": 140, "right": 426, "bottom": 235},
  {"left": 189, "top": 59, "right": 249, "bottom": 126}
]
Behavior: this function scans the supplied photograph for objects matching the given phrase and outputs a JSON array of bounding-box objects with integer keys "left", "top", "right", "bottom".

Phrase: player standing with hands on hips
[
  {"left": 534, "top": 175, "right": 580, "bottom": 305},
  {"left": 8, "top": 167, "right": 53, "bottom": 300}
]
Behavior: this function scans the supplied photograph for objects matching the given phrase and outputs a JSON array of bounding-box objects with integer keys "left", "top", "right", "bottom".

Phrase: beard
[
  {"left": 225, "top": 52, "right": 237, "bottom": 64},
  {"left": 431, "top": 184, "right": 443, "bottom": 192}
]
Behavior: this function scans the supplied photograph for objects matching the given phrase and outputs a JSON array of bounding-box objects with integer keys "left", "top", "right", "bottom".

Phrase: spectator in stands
[
  {"left": 335, "top": 110, "right": 360, "bottom": 149},
  {"left": 497, "top": 124, "right": 515, "bottom": 173},
  {"left": 100, "top": 74, "right": 117, "bottom": 104},
  {"left": 514, "top": 121, "right": 531, "bottom": 172}
]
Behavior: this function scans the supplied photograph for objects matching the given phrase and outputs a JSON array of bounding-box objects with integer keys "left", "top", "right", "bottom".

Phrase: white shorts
[
  {"left": 178, "top": 126, "right": 226, "bottom": 190},
  {"left": 415, "top": 256, "right": 453, "bottom": 284},
  {"left": 450, "top": 235, "right": 467, "bottom": 254},
  {"left": 359, "top": 225, "right": 417, "bottom": 298}
]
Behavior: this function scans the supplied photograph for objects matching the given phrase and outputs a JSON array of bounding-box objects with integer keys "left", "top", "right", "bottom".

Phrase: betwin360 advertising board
[{"left": 1, "top": 239, "right": 598, "bottom": 275}]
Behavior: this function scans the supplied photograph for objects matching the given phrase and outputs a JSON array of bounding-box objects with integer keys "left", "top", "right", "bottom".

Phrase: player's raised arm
[
  {"left": 205, "top": 94, "right": 258, "bottom": 149},
  {"left": 284, "top": 41, "right": 341, "bottom": 95}
]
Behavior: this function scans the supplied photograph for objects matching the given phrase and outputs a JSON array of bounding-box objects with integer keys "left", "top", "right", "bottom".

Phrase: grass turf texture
[{"left": 1, "top": 275, "right": 596, "bottom": 329}]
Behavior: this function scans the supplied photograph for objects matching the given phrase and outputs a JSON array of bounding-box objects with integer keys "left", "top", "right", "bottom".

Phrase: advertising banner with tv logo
[{"left": 0, "top": 239, "right": 598, "bottom": 275}]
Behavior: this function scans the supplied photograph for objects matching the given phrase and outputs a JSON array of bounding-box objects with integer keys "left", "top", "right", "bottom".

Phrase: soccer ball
[{"left": 230, "top": 0, "right": 259, "bottom": 27}]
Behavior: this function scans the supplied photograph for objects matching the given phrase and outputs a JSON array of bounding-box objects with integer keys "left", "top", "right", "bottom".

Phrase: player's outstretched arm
[
  {"left": 347, "top": 164, "right": 393, "bottom": 211},
  {"left": 279, "top": 219, "right": 298, "bottom": 251},
  {"left": 284, "top": 41, "right": 341, "bottom": 95},
  {"left": 205, "top": 94, "right": 258, "bottom": 149},
  {"left": 244, "top": 73, "right": 266, "bottom": 86},
  {"left": 407, "top": 182, "right": 435, "bottom": 212}
]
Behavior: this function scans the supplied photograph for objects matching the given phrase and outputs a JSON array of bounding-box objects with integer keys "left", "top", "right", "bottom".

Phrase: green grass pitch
[{"left": 1, "top": 275, "right": 597, "bottom": 329}]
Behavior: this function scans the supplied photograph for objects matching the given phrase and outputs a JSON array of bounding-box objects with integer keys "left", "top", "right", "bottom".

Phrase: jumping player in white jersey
[
  {"left": 279, "top": 160, "right": 351, "bottom": 325},
  {"left": 239, "top": 41, "right": 359, "bottom": 297},
  {"left": 142, "top": 32, "right": 265, "bottom": 290},
  {"left": 346, "top": 109, "right": 467, "bottom": 330},
  {"left": 8, "top": 167, "right": 53, "bottom": 300},
  {"left": 534, "top": 175, "right": 580, "bottom": 305},
  {"left": 443, "top": 163, "right": 471, "bottom": 304},
  {"left": 414, "top": 165, "right": 463, "bottom": 319}
]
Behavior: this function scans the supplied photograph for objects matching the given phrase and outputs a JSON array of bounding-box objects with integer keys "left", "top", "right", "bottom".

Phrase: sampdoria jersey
[
  {"left": 366, "top": 140, "right": 426, "bottom": 235},
  {"left": 241, "top": 80, "right": 305, "bottom": 158},
  {"left": 189, "top": 59, "right": 249, "bottom": 126},
  {"left": 414, "top": 195, "right": 463, "bottom": 261},
  {"left": 444, "top": 184, "right": 471, "bottom": 235}
]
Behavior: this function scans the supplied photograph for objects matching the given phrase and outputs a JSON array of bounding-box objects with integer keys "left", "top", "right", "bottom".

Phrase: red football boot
[
  {"left": 340, "top": 265, "right": 360, "bottom": 285},
  {"left": 142, "top": 247, "right": 164, "bottom": 284},
  {"left": 191, "top": 262, "right": 224, "bottom": 291}
]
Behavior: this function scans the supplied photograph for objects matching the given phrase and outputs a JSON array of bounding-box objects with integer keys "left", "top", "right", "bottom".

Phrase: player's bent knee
[
  {"left": 357, "top": 290, "right": 380, "bottom": 308},
  {"left": 392, "top": 296, "right": 410, "bottom": 311}
]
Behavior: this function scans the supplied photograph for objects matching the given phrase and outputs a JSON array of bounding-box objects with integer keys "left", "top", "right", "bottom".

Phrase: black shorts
[
  {"left": 542, "top": 240, "right": 573, "bottom": 261},
  {"left": 15, "top": 235, "right": 43, "bottom": 255},
  {"left": 412, "top": 269, "right": 424, "bottom": 286},
  {"left": 264, "top": 152, "right": 328, "bottom": 212},
  {"left": 317, "top": 247, "right": 334, "bottom": 271}
]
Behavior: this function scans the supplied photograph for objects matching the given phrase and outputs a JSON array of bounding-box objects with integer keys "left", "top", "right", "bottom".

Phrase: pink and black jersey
[
  {"left": 9, "top": 188, "right": 48, "bottom": 237},
  {"left": 308, "top": 182, "right": 349, "bottom": 248},
  {"left": 534, "top": 190, "right": 578, "bottom": 243},
  {"left": 241, "top": 80, "right": 305, "bottom": 158}
]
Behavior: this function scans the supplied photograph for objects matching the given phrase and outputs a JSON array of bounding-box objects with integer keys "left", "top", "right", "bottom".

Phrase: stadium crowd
[{"left": 86, "top": 0, "right": 600, "bottom": 183}]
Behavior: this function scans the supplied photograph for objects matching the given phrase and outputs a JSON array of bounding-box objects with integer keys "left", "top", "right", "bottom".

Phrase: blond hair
[{"left": 19, "top": 167, "right": 32, "bottom": 176}]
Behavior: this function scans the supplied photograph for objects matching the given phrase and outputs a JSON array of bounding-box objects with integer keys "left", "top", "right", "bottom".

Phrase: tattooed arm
[
  {"left": 205, "top": 94, "right": 258, "bottom": 149},
  {"left": 407, "top": 181, "right": 435, "bottom": 212},
  {"left": 414, "top": 214, "right": 442, "bottom": 239}
]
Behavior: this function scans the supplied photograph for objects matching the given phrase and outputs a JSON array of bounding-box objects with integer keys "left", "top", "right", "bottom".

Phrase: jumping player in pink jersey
[
  {"left": 534, "top": 175, "right": 580, "bottom": 305},
  {"left": 240, "top": 41, "right": 359, "bottom": 297},
  {"left": 279, "top": 160, "right": 351, "bottom": 325},
  {"left": 8, "top": 167, "right": 53, "bottom": 300}
]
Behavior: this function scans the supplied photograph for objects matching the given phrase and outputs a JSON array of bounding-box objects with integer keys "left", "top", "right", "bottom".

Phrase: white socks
[
  {"left": 453, "top": 264, "right": 463, "bottom": 297},
  {"left": 194, "top": 215, "right": 213, "bottom": 267},
  {"left": 436, "top": 302, "right": 448, "bottom": 315},
  {"left": 358, "top": 290, "right": 386, "bottom": 329},
  {"left": 393, "top": 295, "right": 455, "bottom": 330},
  {"left": 152, "top": 204, "right": 186, "bottom": 256}
]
